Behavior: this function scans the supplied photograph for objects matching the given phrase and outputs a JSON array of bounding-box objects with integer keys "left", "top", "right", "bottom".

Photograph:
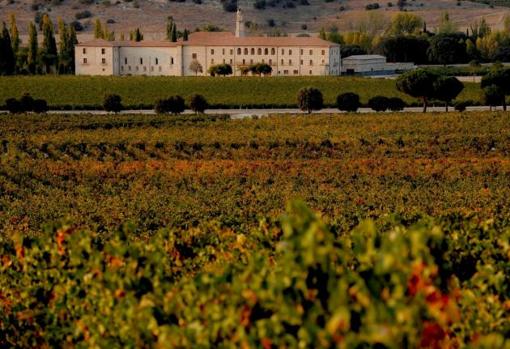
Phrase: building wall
[
  {"left": 118, "top": 47, "right": 181, "bottom": 76},
  {"left": 342, "top": 58, "right": 386, "bottom": 74},
  {"left": 76, "top": 44, "right": 341, "bottom": 77},
  {"left": 75, "top": 46, "right": 115, "bottom": 75}
]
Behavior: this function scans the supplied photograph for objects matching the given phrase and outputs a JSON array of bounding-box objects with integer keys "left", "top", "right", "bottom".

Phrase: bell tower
[{"left": 235, "top": 8, "right": 245, "bottom": 37}]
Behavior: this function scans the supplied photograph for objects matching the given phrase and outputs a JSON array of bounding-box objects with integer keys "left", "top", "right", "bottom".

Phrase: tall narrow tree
[
  {"left": 41, "top": 14, "right": 58, "bottom": 74},
  {"left": 0, "top": 22, "right": 16, "bottom": 75},
  {"left": 9, "top": 14, "right": 20, "bottom": 72},
  {"left": 27, "top": 21, "right": 38, "bottom": 74},
  {"left": 183, "top": 28, "right": 189, "bottom": 41},
  {"left": 171, "top": 23, "right": 178, "bottom": 42},
  {"left": 166, "top": 17, "right": 174, "bottom": 41},
  {"left": 94, "top": 19, "right": 104, "bottom": 39}
]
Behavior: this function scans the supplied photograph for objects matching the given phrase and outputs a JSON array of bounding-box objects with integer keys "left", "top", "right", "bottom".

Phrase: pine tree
[
  {"left": 0, "top": 22, "right": 16, "bottom": 75},
  {"left": 41, "top": 14, "right": 58, "bottom": 74},
  {"left": 27, "top": 21, "right": 38, "bottom": 74},
  {"left": 171, "top": 23, "right": 178, "bottom": 42}
]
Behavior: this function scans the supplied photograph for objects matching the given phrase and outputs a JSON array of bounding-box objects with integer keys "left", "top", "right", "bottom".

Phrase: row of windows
[
  {"left": 122, "top": 57, "right": 173, "bottom": 65},
  {"left": 82, "top": 48, "right": 106, "bottom": 54},
  {"left": 210, "top": 48, "right": 327, "bottom": 56},
  {"left": 211, "top": 58, "right": 325, "bottom": 66},
  {"left": 82, "top": 47, "right": 328, "bottom": 59},
  {"left": 82, "top": 58, "right": 107, "bottom": 64},
  {"left": 121, "top": 65, "right": 163, "bottom": 72}
]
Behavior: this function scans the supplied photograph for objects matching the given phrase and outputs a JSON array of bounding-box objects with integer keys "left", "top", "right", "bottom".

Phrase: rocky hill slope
[{"left": 1, "top": 0, "right": 509, "bottom": 39}]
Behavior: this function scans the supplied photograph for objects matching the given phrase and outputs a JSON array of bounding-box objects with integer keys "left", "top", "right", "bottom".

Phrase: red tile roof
[{"left": 77, "top": 32, "right": 339, "bottom": 48}]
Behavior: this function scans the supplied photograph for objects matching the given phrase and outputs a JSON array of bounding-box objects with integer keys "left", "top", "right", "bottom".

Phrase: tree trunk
[
  {"left": 422, "top": 98, "right": 428, "bottom": 113},
  {"left": 504, "top": 99, "right": 507, "bottom": 111},
  {"left": 445, "top": 102, "right": 448, "bottom": 112}
]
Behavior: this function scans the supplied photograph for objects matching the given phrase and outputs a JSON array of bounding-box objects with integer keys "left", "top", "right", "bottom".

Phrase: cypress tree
[
  {"left": 183, "top": 28, "right": 189, "bottom": 41},
  {"left": 67, "top": 26, "right": 78, "bottom": 74},
  {"left": 0, "top": 22, "right": 16, "bottom": 75},
  {"left": 166, "top": 17, "right": 174, "bottom": 41},
  {"left": 41, "top": 14, "right": 58, "bottom": 74},
  {"left": 171, "top": 23, "right": 177, "bottom": 42},
  {"left": 94, "top": 19, "right": 103, "bottom": 39},
  {"left": 27, "top": 21, "right": 38, "bottom": 74},
  {"left": 131, "top": 28, "right": 143, "bottom": 42},
  {"left": 9, "top": 14, "right": 20, "bottom": 72}
]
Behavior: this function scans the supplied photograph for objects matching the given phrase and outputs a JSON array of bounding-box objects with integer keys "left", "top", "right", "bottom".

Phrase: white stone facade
[{"left": 75, "top": 11, "right": 341, "bottom": 77}]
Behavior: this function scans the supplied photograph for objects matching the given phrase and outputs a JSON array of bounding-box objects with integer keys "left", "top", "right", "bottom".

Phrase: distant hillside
[
  {"left": 1, "top": 0, "right": 510, "bottom": 40},
  {"left": 469, "top": 0, "right": 510, "bottom": 7}
]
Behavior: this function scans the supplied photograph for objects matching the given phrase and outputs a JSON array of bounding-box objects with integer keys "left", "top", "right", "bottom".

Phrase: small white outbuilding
[{"left": 341, "top": 55, "right": 415, "bottom": 75}]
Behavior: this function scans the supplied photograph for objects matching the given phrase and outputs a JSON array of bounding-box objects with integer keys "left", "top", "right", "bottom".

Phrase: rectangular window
[
  {"left": 289, "top": 59, "right": 292, "bottom": 66},
  {"left": 155, "top": 58, "right": 159, "bottom": 65},
  {"left": 102, "top": 58, "right": 106, "bottom": 64},
  {"left": 281, "top": 49, "right": 284, "bottom": 55},
  {"left": 124, "top": 57, "right": 127, "bottom": 64},
  {"left": 83, "top": 48, "right": 87, "bottom": 54},
  {"left": 230, "top": 49, "right": 234, "bottom": 55},
  {"left": 230, "top": 59, "right": 233, "bottom": 64},
  {"left": 192, "top": 53, "right": 197, "bottom": 59},
  {"left": 300, "top": 49, "right": 303, "bottom": 55},
  {"left": 289, "top": 50, "right": 292, "bottom": 55},
  {"left": 293, "top": 70, "right": 299, "bottom": 75},
  {"left": 129, "top": 66, "right": 131, "bottom": 71},
  {"left": 310, "top": 60, "right": 313, "bottom": 66},
  {"left": 83, "top": 58, "right": 87, "bottom": 64},
  {"left": 211, "top": 59, "right": 214, "bottom": 64},
  {"left": 300, "top": 60, "right": 303, "bottom": 65},
  {"left": 284, "top": 70, "right": 289, "bottom": 75},
  {"left": 140, "top": 58, "right": 143, "bottom": 64},
  {"left": 171, "top": 57, "right": 174, "bottom": 64},
  {"left": 309, "top": 49, "right": 313, "bottom": 55},
  {"left": 101, "top": 48, "right": 106, "bottom": 54},
  {"left": 211, "top": 49, "right": 215, "bottom": 55},
  {"left": 322, "top": 50, "right": 325, "bottom": 55},
  {"left": 281, "top": 59, "right": 284, "bottom": 65},
  {"left": 269, "top": 59, "right": 272, "bottom": 65},
  {"left": 222, "top": 49, "right": 225, "bottom": 55}
]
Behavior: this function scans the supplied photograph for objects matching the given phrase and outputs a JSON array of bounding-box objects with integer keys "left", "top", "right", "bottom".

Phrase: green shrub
[
  {"left": 103, "top": 94, "right": 123, "bottom": 113},
  {"left": 337, "top": 92, "right": 360, "bottom": 112},
  {"left": 189, "top": 94, "right": 208, "bottom": 114},
  {"left": 368, "top": 96, "right": 390, "bottom": 112},
  {"left": 297, "top": 87, "right": 323, "bottom": 113}
]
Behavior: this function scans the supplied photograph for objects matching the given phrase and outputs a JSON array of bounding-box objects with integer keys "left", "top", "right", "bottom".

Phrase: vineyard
[
  {"left": 0, "top": 76, "right": 483, "bottom": 109},
  {"left": 1, "top": 111, "right": 510, "bottom": 347}
]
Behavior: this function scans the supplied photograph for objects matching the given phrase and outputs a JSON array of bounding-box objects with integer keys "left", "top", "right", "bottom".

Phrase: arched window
[
  {"left": 237, "top": 48, "right": 242, "bottom": 55},
  {"left": 251, "top": 48, "right": 255, "bottom": 55},
  {"left": 244, "top": 48, "right": 248, "bottom": 55},
  {"left": 271, "top": 48, "right": 275, "bottom": 55},
  {"left": 258, "top": 48, "right": 262, "bottom": 55},
  {"left": 265, "top": 48, "right": 269, "bottom": 55}
]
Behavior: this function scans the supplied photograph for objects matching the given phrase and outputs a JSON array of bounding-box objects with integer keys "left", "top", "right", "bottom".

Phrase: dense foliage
[
  {"left": 0, "top": 76, "right": 482, "bottom": 109},
  {"left": 1, "top": 203, "right": 509, "bottom": 347},
  {"left": 1, "top": 112, "right": 510, "bottom": 346}
]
